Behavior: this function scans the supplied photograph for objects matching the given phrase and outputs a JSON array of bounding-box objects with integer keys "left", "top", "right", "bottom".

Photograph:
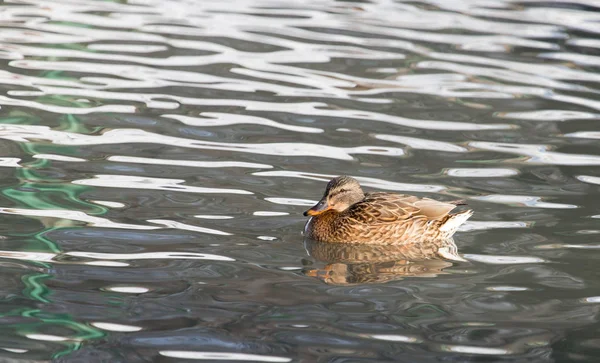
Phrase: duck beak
[{"left": 303, "top": 198, "right": 330, "bottom": 216}]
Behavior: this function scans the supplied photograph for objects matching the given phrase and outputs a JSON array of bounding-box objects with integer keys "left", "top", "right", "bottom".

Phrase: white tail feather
[{"left": 439, "top": 210, "right": 473, "bottom": 235}]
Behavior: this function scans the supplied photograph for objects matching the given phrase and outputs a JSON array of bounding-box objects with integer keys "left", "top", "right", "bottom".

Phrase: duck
[{"left": 303, "top": 176, "right": 473, "bottom": 244}]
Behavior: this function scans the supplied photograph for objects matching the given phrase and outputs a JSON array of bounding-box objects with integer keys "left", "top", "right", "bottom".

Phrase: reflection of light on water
[
  {"left": 256, "top": 170, "right": 446, "bottom": 193},
  {"left": 0, "top": 94, "right": 135, "bottom": 114},
  {"left": 67, "top": 251, "right": 235, "bottom": 261},
  {"left": 440, "top": 345, "right": 510, "bottom": 355},
  {"left": 374, "top": 134, "right": 467, "bottom": 152},
  {"left": 0, "top": 125, "right": 406, "bottom": 161},
  {"left": 536, "top": 244, "right": 600, "bottom": 250},
  {"left": 159, "top": 351, "right": 291, "bottom": 362},
  {"left": 497, "top": 110, "right": 600, "bottom": 121},
  {"left": 464, "top": 254, "right": 545, "bottom": 264},
  {"left": 445, "top": 168, "right": 519, "bottom": 177},
  {"left": 567, "top": 132, "right": 600, "bottom": 140},
  {"left": 26, "top": 334, "right": 74, "bottom": 342},
  {"left": 33, "top": 154, "right": 86, "bottom": 162},
  {"left": 0, "top": 207, "right": 160, "bottom": 230},
  {"left": 8, "top": 81, "right": 513, "bottom": 129},
  {"left": 253, "top": 211, "right": 289, "bottom": 216},
  {"left": 357, "top": 174, "right": 446, "bottom": 193},
  {"left": 195, "top": 215, "right": 234, "bottom": 220},
  {"left": 0, "top": 250, "right": 234, "bottom": 263},
  {"left": 486, "top": 286, "right": 529, "bottom": 291},
  {"left": 459, "top": 221, "right": 531, "bottom": 231},
  {"left": 0, "top": 250, "right": 55, "bottom": 262},
  {"left": 73, "top": 175, "right": 253, "bottom": 195},
  {"left": 0, "top": 158, "right": 21, "bottom": 168},
  {"left": 577, "top": 175, "right": 600, "bottom": 185},
  {"left": 580, "top": 296, "right": 600, "bottom": 303},
  {"left": 84, "top": 261, "right": 129, "bottom": 267},
  {"left": 91, "top": 322, "right": 142, "bottom": 332},
  {"left": 473, "top": 195, "right": 577, "bottom": 209},
  {"left": 541, "top": 52, "right": 600, "bottom": 67},
  {"left": 87, "top": 44, "right": 168, "bottom": 53},
  {"left": 104, "top": 286, "right": 149, "bottom": 294},
  {"left": 573, "top": 230, "right": 600, "bottom": 235},
  {"left": 108, "top": 155, "right": 272, "bottom": 169},
  {"left": 369, "top": 334, "right": 421, "bottom": 343},
  {"left": 148, "top": 219, "right": 231, "bottom": 236},
  {"left": 1, "top": 348, "right": 27, "bottom": 353},
  {"left": 165, "top": 113, "right": 323, "bottom": 134},
  {"left": 470, "top": 141, "right": 600, "bottom": 166},
  {"left": 265, "top": 197, "right": 316, "bottom": 206},
  {"left": 90, "top": 200, "right": 126, "bottom": 208},
  {"left": 0, "top": 0, "right": 596, "bottom": 360}
]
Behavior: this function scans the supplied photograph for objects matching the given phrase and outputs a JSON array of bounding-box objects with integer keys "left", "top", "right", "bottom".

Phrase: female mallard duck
[{"left": 303, "top": 176, "right": 472, "bottom": 244}]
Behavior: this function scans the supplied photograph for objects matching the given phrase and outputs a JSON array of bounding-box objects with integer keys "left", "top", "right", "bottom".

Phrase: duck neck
[{"left": 305, "top": 210, "right": 339, "bottom": 239}]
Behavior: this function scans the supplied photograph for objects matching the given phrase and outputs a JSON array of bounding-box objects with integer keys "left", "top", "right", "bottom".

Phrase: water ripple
[
  {"left": 148, "top": 219, "right": 231, "bottom": 236},
  {"left": 465, "top": 254, "right": 546, "bottom": 264},
  {"left": 165, "top": 113, "right": 324, "bottom": 134},
  {"left": 108, "top": 155, "right": 272, "bottom": 170},
  {"left": 159, "top": 351, "right": 291, "bottom": 362},
  {"left": 0, "top": 126, "right": 404, "bottom": 161},
  {"left": 0, "top": 0, "right": 598, "bottom": 361},
  {"left": 473, "top": 195, "right": 578, "bottom": 209},
  {"left": 255, "top": 170, "right": 446, "bottom": 193},
  {"left": 73, "top": 175, "right": 253, "bottom": 195},
  {"left": 91, "top": 323, "right": 142, "bottom": 333},
  {"left": 0, "top": 207, "right": 159, "bottom": 230},
  {"left": 0, "top": 250, "right": 234, "bottom": 264},
  {"left": 470, "top": 141, "right": 600, "bottom": 166}
]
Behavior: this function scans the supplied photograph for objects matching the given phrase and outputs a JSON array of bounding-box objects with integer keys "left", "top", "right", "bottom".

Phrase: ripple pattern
[{"left": 0, "top": 0, "right": 598, "bottom": 362}]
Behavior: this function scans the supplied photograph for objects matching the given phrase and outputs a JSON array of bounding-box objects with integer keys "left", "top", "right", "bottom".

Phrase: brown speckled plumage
[{"left": 303, "top": 176, "right": 473, "bottom": 244}]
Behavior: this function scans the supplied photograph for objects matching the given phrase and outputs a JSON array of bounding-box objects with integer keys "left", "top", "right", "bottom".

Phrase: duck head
[{"left": 304, "top": 176, "right": 365, "bottom": 216}]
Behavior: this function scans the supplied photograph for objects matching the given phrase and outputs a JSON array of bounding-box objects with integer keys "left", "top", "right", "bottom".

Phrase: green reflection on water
[
  {"left": 0, "top": 110, "right": 42, "bottom": 124},
  {"left": 3, "top": 178, "right": 106, "bottom": 214},
  {"left": 22, "top": 273, "right": 52, "bottom": 303},
  {"left": 15, "top": 269, "right": 108, "bottom": 359},
  {"left": 0, "top": 113, "right": 110, "bottom": 358},
  {"left": 36, "top": 95, "right": 98, "bottom": 109},
  {"left": 4, "top": 121, "right": 106, "bottom": 214},
  {"left": 50, "top": 21, "right": 93, "bottom": 29},
  {"left": 40, "top": 70, "right": 72, "bottom": 81},
  {"left": 20, "top": 309, "right": 107, "bottom": 359},
  {"left": 59, "top": 114, "right": 97, "bottom": 133}
]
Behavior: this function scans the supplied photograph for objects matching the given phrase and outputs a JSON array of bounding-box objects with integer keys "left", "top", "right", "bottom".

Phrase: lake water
[{"left": 0, "top": 0, "right": 599, "bottom": 361}]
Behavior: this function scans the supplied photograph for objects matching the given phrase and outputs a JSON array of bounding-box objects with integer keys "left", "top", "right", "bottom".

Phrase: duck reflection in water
[{"left": 303, "top": 238, "right": 465, "bottom": 285}]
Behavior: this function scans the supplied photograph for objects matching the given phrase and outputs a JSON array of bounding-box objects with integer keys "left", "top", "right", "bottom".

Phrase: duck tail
[{"left": 439, "top": 210, "right": 473, "bottom": 236}]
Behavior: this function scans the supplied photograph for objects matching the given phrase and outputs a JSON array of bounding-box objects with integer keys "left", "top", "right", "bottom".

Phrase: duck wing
[{"left": 345, "top": 192, "right": 458, "bottom": 224}]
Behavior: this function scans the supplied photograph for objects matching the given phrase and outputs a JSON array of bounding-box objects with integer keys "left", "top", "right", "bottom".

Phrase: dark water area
[{"left": 0, "top": 0, "right": 599, "bottom": 361}]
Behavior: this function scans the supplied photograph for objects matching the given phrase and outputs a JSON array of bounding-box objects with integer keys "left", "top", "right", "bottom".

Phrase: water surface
[{"left": 0, "top": 0, "right": 599, "bottom": 361}]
